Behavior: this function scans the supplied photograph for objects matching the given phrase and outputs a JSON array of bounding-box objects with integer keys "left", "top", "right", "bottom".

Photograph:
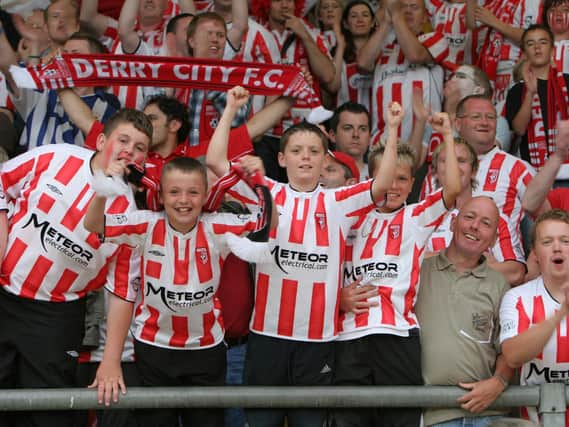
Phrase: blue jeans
[
  {"left": 432, "top": 415, "right": 504, "bottom": 427},
  {"left": 225, "top": 342, "right": 247, "bottom": 427}
]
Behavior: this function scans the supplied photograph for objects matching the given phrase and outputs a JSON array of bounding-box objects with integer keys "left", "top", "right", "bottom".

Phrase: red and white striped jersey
[
  {"left": 554, "top": 40, "right": 569, "bottom": 74},
  {"left": 337, "top": 62, "right": 373, "bottom": 111},
  {"left": 268, "top": 24, "right": 331, "bottom": 136},
  {"left": 0, "top": 144, "right": 139, "bottom": 302},
  {"left": 239, "top": 179, "right": 377, "bottom": 341},
  {"left": 427, "top": 207, "right": 525, "bottom": 264},
  {"left": 473, "top": 0, "right": 542, "bottom": 103},
  {"left": 104, "top": 210, "right": 256, "bottom": 350},
  {"left": 371, "top": 30, "right": 447, "bottom": 144},
  {"left": 473, "top": 147, "right": 533, "bottom": 259},
  {"left": 338, "top": 190, "right": 448, "bottom": 340},
  {"left": 426, "top": 0, "right": 478, "bottom": 69},
  {"left": 500, "top": 276, "right": 569, "bottom": 424}
]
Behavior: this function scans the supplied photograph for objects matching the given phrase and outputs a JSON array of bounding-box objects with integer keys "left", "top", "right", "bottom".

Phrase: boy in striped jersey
[
  {"left": 206, "top": 86, "right": 400, "bottom": 427},
  {"left": 85, "top": 154, "right": 276, "bottom": 427},
  {"left": 0, "top": 108, "right": 152, "bottom": 427},
  {"left": 333, "top": 109, "right": 461, "bottom": 427}
]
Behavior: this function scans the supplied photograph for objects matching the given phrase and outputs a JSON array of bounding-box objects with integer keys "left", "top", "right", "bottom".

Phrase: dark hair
[
  {"left": 103, "top": 108, "right": 153, "bottom": 142},
  {"left": 166, "top": 13, "right": 195, "bottom": 34},
  {"left": 329, "top": 101, "right": 371, "bottom": 132},
  {"left": 144, "top": 95, "right": 190, "bottom": 144},
  {"left": 521, "top": 24, "right": 554, "bottom": 51},
  {"left": 367, "top": 142, "right": 415, "bottom": 177},
  {"left": 67, "top": 31, "right": 108, "bottom": 54},
  {"left": 161, "top": 157, "right": 208, "bottom": 189},
  {"left": 543, "top": 0, "right": 569, "bottom": 28},
  {"left": 340, "top": 0, "right": 375, "bottom": 63},
  {"left": 280, "top": 121, "right": 328, "bottom": 152},
  {"left": 186, "top": 12, "right": 226, "bottom": 56},
  {"left": 455, "top": 94, "right": 494, "bottom": 117}
]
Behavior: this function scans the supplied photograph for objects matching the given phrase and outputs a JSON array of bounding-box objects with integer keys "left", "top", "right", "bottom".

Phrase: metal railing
[{"left": 0, "top": 384, "right": 566, "bottom": 426}]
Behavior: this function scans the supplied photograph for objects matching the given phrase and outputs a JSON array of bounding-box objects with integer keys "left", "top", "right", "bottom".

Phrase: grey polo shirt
[{"left": 416, "top": 250, "right": 510, "bottom": 426}]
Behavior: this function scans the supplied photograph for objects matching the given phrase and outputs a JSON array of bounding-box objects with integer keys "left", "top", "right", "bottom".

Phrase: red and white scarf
[
  {"left": 525, "top": 64, "right": 569, "bottom": 169},
  {"left": 9, "top": 53, "right": 318, "bottom": 102}
]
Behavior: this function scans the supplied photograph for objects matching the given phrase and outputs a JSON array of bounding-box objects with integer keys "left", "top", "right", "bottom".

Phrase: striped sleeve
[
  {"left": 105, "top": 244, "right": 140, "bottom": 302},
  {"left": 419, "top": 31, "right": 449, "bottom": 63}
]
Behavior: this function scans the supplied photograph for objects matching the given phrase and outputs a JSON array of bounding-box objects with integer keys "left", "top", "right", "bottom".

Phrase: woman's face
[{"left": 344, "top": 4, "right": 374, "bottom": 37}]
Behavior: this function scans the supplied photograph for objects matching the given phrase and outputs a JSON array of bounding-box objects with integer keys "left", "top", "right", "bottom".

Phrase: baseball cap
[{"left": 328, "top": 151, "right": 360, "bottom": 182}]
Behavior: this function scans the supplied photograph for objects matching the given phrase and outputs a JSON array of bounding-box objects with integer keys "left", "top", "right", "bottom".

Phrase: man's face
[
  {"left": 269, "top": 0, "right": 296, "bottom": 25},
  {"left": 171, "top": 15, "right": 193, "bottom": 56},
  {"left": 450, "top": 197, "right": 499, "bottom": 259},
  {"left": 329, "top": 111, "right": 370, "bottom": 160},
  {"left": 523, "top": 28, "right": 554, "bottom": 68},
  {"left": 320, "top": 155, "right": 349, "bottom": 188},
  {"left": 143, "top": 104, "right": 170, "bottom": 150},
  {"left": 138, "top": 0, "right": 168, "bottom": 22},
  {"left": 534, "top": 219, "right": 569, "bottom": 282},
  {"left": 97, "top": 123, "right": 150, "bottom": 170},
  {"left": 455, "top": 98, "right": 497, "bottom": 155},
  {"left": 547, "top": 1, "right": 569, "bottom": 36},
  {"left": 443, "top": 66, "right": 480, "bottom": 101},
  {"left": 46, "top": 0, "right": 79, "bottom": 45},
  {"left": 188, "top": 19, "right": 226, "bottom": 59},
  {"left": 401, "top": 0, "right": 427, "bottom": 35}
]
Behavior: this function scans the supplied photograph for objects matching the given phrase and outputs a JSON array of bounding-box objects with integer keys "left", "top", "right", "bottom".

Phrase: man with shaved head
[{"left": 416, "top": 196, "right": 513, "bottom": 426}]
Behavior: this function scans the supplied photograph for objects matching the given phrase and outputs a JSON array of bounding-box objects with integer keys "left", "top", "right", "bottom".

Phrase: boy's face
[
  {"left": 534, "top": 219, "right": 569, "bottom": 281},
  {"left": 320, "top": 155, "right": 348, "bottom": 189},
  {"left": 160, "top": 169, "right": 207, "bottom": 234},
  {"left": 523, "top": 29, "right": 553, "bottom": 67},
  {"left": 97, "top": 123, "right": 150, "bottom": 169},
  {"left": 436, "top": 143, "right": 475, "bottom": 190},
  {"left": 380, "top": 162, "right": 414, "bottom": 213},
  {"left": 547, "top": 1, "right": 569, "bottom": 36},
  {"left": 278, "top": 131, "right": 326, "bottom": 190},
  {"left": 270, "top": 0, "right": 296, "bottom": 25}
]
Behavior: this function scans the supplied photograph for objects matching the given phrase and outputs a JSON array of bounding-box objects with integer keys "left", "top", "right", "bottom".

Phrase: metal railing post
[{"left": 539, "top": 383, "right": 566, "bottom": 427}]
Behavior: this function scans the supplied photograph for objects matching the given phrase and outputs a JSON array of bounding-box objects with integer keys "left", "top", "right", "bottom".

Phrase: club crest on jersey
[
  {"left": 488, "top": 169, "right": 499, "bottom": 184},
  {"left": 196, "top": 247, "right": 208, "bottom": 264},
  {"left": 389, "top": 224, "right": 401, "bottom": 239},
  {"left": 315, "top": 212, "right": 327, "bottom": 229}
]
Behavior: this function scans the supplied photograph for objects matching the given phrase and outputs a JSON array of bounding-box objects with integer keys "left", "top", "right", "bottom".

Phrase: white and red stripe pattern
[
  {"left": 338, "top": 190, "right": 448, "bottom": 339},
  {"left": 235, "top": 178, "right": 377, "bottom": 342},
  {"left": 104, "top": 210, "right": 257, "bottom": 350},
  {"left": 0, "top": 144, "right": 139, "bottom": 302},
  {"left": 371, "top": 30, "right": 447, "bottom": 144},
  {"left": 473, "top": 147, "right": 533, "bottom": 261},
  {"left": 500, "top": 276, "right": 569, "bottom": 424}
]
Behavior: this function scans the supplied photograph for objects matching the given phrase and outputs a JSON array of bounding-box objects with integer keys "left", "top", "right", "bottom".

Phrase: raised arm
[
  {"left": 57, "top": 88, "right": 97, "bottom": 136},
  {"left": 387, "top": 0, "right": 432, "bottom": 64},
  {"left": 226, "top": 0, "right": 248, "bottom": 52},
  {"left": 357, "top": 7, "right": 391, "bottom": 73},
  {"left": 430, "top": 112, "right": 461, "bottom": 207},
  {"left": 178, "top": 0, "right": 197, "bottom": 14},
  {"left": 522, "top": 120, "right": 569, "bottom": 216},
  {"left": 511, "top": 65, "right": 537, "bottom": 136},
  {"left": 284, "top": 14, "right": 335, "bottom": 86},
  {"left": 466, "top": 0, "right": 477, "bottom": 30},
  {"left": 246, "top": 96, "right": 294, "bottom": 139},
  {"left": 324, "top": 13, "right": 345, "bottom": 94},
  {"left": 474, "top": 5, "right": 523, "bottom": 45},
  {"left": 118, "top": 0, "right": 142, "bottom": 54},
  {"left": 206, "top": 86, "right": 250, "bottom": 177},
  {"left": 409, "top": 86, "right": 429, "bottom": 168},
  {"left": 80, "top": 0, "right": 114, "bottom": 39},
  {"left": 371, "top": 102, "right": 401, "bottom": 202}
]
